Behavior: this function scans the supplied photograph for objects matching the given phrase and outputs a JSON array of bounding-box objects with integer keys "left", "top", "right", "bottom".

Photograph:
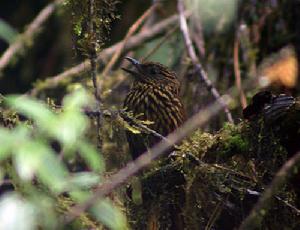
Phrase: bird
[
  {"left": 122, "top": 57, "right": 186, "bottom": 160},
  {"left": 243, "top": 91, "right": 300, "bottom": 208},
  {"left": 243, "top": 91, "right": 295, "bottom": 123},
  {"left": 243, "top": 90, "right": 300, "bottom": 156},
  {"left": 122, "top": 57, "right": 186, "bottom": 230}
]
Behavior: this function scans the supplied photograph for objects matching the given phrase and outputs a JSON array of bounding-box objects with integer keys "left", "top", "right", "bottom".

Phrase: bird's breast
[{"left": 124, "top": 84, "right": 185, "bottom": 135}]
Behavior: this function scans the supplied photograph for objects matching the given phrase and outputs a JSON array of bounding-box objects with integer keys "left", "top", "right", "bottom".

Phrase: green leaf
[
  {"left": 6, "top": 92, "right": 90, "bottom": 149},
  {"left": 36, "top": 149, "right": 68, "bottom": 193},
  {"left": 78, "top": 141, "right": 104, "bottom": 172},
  {"left": 69, "top": 190, "right": 91, "bottom": 203},
  {"left": 0, "top": 128, "right": 16, "bottom": 160},
  {"left": 68, "top": 172, "right": 100, "bottom": 189},
  {"left": 6, "top": 96, "right": 56, "bottom": 134},
  {"left": 28, "top": 192, "right": 57, "bottom": 229},
  {"left": 55, "top": 111, "right": 87, "bottom": 148},
  {"left": 14, "top": 141, "right": 44, "bottom": 181},
  {"left": 92, "top": 199, "right": 128, "bottom": 230},
  {"left": 0, "top": 19, "right": 18, "bottom": 44},
  {"left": 0, "top": 193, "right": 37, "bottom": 230},
  {"left": 14, "top": 140, "right": 68, "bottom": 192},
  {"left": 51, "top": 89, "right": 90, "bottom": 148},
  {"left": 0, "top": 126, "right": 29, "bottom": 161},
  {"left": 62, "top": 89, "right": 90, "bottom": 110}
]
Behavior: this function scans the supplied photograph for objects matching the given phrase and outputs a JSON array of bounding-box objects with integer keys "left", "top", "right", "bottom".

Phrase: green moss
[
  {"left": 179, "top": 130, "right": 214, "bottom": 159},
  {"left": 65, "top": 0, "right": 119, "bottom": 56},
  {"left": 126, "top": 120, "right": 298, "bottom": 229},
  {"left": 221, "top": 132, "right": 249, "bottom": 156}
]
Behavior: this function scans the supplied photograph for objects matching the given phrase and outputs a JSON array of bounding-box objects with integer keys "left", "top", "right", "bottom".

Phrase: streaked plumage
[{"left": 123, "top": 57, "right": 185, "bottom": 159}]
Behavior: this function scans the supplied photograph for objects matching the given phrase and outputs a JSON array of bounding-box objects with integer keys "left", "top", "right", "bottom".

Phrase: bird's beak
[
  {"left": 122, "top": 57, "right": 141, "bottom": 76},
  {"left": 125, "top": 57, "right": 140, "bottom": 66}
]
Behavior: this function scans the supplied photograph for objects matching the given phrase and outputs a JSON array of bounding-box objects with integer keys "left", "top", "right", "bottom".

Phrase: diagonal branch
[
  {"left": 63, "top": 76, "right": 257, "bottom": 223},
  {"left": 84, "top": 109, "right": 170, "bottom": 143},
  {"left": 28, "top": 12, "right": 191, "bottom": 96},
  {"left": 102, "top": 3, "right": 158, "bottom": 76},
  {"left": 239, "top": 151, "right": 300, "bottom": 230},
  {"left": 177, "top": 0, "right": 233, "bottom": 123},
  {"left": 0, "top": 0, "right": 64, "bottom": 74},
  {"left": 64, "top": 94, "right": 227, "bottom": 223},
  {"left": 142, "top": 26, "right": 179, "bottom": 61}
]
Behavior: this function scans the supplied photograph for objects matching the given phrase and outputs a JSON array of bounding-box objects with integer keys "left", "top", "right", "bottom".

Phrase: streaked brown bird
[{"left": 122, "top": 57, "right": 186, "bottom": 160}]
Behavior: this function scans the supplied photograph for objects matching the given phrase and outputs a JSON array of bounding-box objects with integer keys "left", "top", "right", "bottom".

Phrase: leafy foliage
[
  {"left": 0, "top": 19, "right": 18, "bottom": 44},
  {"left": 0, "top": 90, "right": 127, "bottom": 229}
]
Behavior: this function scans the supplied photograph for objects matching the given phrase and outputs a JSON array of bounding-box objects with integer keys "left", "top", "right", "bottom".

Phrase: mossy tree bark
[{"left": 126, "top": 115, "right": 300, "bottom": 229}]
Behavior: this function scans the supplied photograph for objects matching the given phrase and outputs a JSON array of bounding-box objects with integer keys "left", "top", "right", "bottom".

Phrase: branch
[
  {"left": 84, "top": 109, "right": 169, "bottom": 143},
  {"left": 233, "top": 30, "right": 247, "bottom": 109},
  {"left": 29, "top": 12, "right": 189, "bottom": 94},
  {"left": 64, "top": 100, "right": 229, "bottom": 223},
  {"left": 177, "top": 0, "right": 233, "bottom": 123},
  {"left": 63, "top": 76, "right": 257, "bottom": 223},
  {"left": 191, "top": 14, "right": 205, "bottom": 57},
  {"left": 102, "top": 3, "right": 158, "bottom": 76},
  {"left": 29, "top": 12, "right": 191, "bottom": 96},
  {"left": 88, "top": 0, "right": 102, "bottom": 150},
  {"left": 239, "top": 151, "right": 300, "bottom": 230},
  {"left": 142, "top": 26, "right": 179, "bottom": 61},
  {"left": 0, "top": 0, "right": 64, "bottom": 74}
]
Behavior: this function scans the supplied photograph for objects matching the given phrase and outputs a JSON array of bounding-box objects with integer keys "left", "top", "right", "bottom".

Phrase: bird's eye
[{"left": 149, "top": 67, "right": 159, "bottom": 75}]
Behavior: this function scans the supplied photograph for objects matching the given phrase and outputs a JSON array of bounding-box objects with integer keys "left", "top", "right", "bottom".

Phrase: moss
[
  {"left": 126, "top": 120, "right": 298, "bottom": 229},
  {"left": 0, "top": 108, "right": 20, "bottom": 128},
  {"left": 56, "top": 195, "right": 104, "bottom": 229},
  {"left": 217, "top": 124, "right": 250, "bottom": 159},
  {"left": 179, "top": 130, "right": 214, "bottom": 159},
  {"left": 65, "top": 0, "right": 119, "bottom": 56}
]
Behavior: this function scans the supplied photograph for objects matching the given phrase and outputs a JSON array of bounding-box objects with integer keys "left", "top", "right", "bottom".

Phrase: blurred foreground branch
[
  {"left": 239, "top": 151, "right": 300, "bottom": 230},
  {"left": 64, "top": 84, "right": 237, "bottom": 223},
  {"left": 65, "top": 103, "right": 223, "bottom": 222}
]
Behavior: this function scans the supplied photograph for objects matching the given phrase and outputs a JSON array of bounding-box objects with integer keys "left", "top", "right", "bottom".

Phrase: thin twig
[
  {"left": 212, "top": 163, "right": 254, "bottom": 181},
  {"left": 142, "top": 0, "right": 159, "bottom": 29},
  {"left": 191, "top": 15, "right": 205, "bottom": 57},
  {"left": 91, "top": 109, "right": 258, "bottom": 182},
  {"left": 177, "top": 0, "right": 233, "bottom": 123},
  {"left": 102, "top": 4, "right": 158, "bottom": 76},
  {"left": 119, "top": 110, "right": 169, "bottom": 142},
  {"left": 64, "top": 97, "right": 225, "bottom": 223},
  {"left": 233, "top": 32, "right": 247, "bottom": 109},
  {"left": 84, "top": 109, "right": 169, "bottom": 143},
  {"left": 28, "top": 12, "right": 191, "bottom": 96},
  {"left": 239, "top": 151, "right": 300, "bottom": 230},
  {"left": 88, "top": 0, "right": 102, "bottom": 150},
  {"left": 142, "top": 26, "right": 179, "bottom": 62},
  {"left": 0, "top": 0, "right": 64, "bottom": 74},
  {"left": 63, "top": 77, "right": 257, "bottom": 223},
  {"left": 205, "top": 195, "right": 228, "bottom": 230},
  {"left": 275, "top": 195, "right": 300, "bottom": 215}
]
